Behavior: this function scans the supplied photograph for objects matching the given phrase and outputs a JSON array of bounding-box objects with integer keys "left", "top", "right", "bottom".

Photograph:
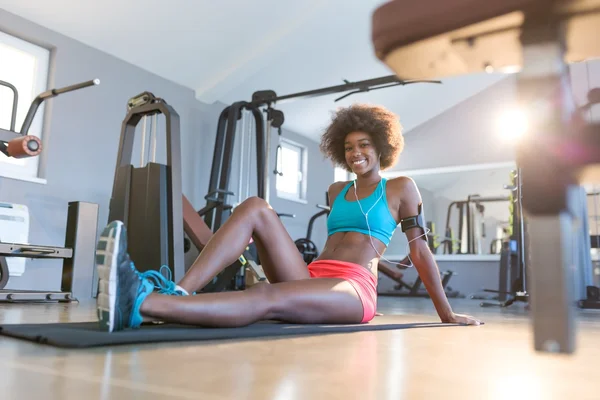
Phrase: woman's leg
[
  {"left": 96, "top": 221, "right": 364, "bottom": 332},
  {"left": 140, "top": 279, "right": 363, "bottom": 328},
  {"left": 177, "top": 197, "right": 310, "bottom": 293}
]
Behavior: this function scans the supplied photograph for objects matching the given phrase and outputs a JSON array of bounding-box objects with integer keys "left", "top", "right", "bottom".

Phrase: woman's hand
[{"left": 443, "top": 313, "right": 483, "bottom": 326}]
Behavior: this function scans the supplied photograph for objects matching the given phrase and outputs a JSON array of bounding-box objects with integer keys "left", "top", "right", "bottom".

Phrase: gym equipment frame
[
  {"left": 1, "top": 79, "right": 99, "bottom": 158},
  {"left": 294, "top": 192, "right": 330, "bottom": 264},
  {"left": 0, "top": 202, "right": 99, "bottom": 302},
  {"left": 202, "top": 103, "right": 266, "bottom": 232},
  {"left": 204, "top": 74, "right": 443, "bottom": 233},
  {"left": 372, "top": 0, "right": 600, "bottom": 354},
  {"left": 445, "top": 195, "right": 510, "bottom": 255},
  {"left": 109, "top": 92, "right": 185, "bottom": 282},
  {"left": 0, "top": 78, "right": 100, "bottom": 302},
  {"left": 199, "top": 75, "right": 444, "bottom": 292}
]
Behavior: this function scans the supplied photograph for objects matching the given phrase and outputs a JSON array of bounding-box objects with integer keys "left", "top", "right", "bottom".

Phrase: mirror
[{"left": 383, "top": 162, "right": 516, "bottom": 259}]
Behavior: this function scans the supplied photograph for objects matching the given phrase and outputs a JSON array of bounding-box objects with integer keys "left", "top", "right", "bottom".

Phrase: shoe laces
[{"left": 132, "top": 263, "right": 184, "bottom": 296}]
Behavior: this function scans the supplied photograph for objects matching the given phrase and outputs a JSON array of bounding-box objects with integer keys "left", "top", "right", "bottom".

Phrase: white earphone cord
[{"left": 353, "top": 180, "right": 430, "bottom": 268}]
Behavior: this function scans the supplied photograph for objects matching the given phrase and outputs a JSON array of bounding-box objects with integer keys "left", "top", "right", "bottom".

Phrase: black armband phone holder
[{"left": 400, "top": 203, "right": 427, "bottom": 240}]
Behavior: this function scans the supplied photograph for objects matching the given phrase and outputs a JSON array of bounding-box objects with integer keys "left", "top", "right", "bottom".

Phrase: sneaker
[
  {"left": 95, "top": 220, "right": 153, "bottom": 332},
  {"left": 142, "top": 265, "right": 190, "bottom": 296}
]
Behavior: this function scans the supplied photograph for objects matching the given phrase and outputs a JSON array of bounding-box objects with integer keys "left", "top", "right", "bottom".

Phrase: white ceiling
[{"left": 0, "top": 0, "right": 507, "bottom": 140}]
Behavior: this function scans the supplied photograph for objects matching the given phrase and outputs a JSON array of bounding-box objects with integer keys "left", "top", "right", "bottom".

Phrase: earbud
[{"left": 353, "top": 179, "right": 430, "bottom": 268}]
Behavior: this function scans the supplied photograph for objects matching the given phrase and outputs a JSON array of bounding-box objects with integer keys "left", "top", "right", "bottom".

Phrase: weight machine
[
  {"left": 377, "top": 223, "right": 462, "bottom": 298},
  {"left": 445, "top": 195, "right": 510, "bottom": 255},
  {"left": 378, "top": 257, "right": 462, "bottom": 298},
  {"left": 108, "top": 91, "right": 186, "bottom": 283},
  {"left": 577, "top": 188, "right": 600, "bottom": 309},
  {"left": 0, "top": 79, "right": 100, "bottom": 302},
  {"left": 202, "top": 75, "right": 441, "bottom": 232},
  {"left": 294, "top": 193, "right": 330, "bottom": 264},
  {"left": 470, "top": 169, "right": 530, "bottom": 307},
  {"left": 372, "top": 0, "right": 600, "bottom": 353},
  {"left": 200, "top": 75, "right": 443, "bottom": 292}
]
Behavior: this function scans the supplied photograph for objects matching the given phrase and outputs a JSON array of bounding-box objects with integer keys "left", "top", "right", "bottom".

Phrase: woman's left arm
[
  {"left": 392, "top": 177, "right": 482, "bottom": 325},
  {"left": 409, "top": 239, "right": 456, "bottom": 322}
]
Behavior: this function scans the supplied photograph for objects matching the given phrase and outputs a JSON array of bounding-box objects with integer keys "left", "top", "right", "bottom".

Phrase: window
[
  {"left": 276, "top": 139, "right": 307, "bottom": 202},
  {"left": 0, "top": 31, "right": 50, "bottom": 183},
  {"left": 334, "top": 167, "right": 349, "bottom": 182}
]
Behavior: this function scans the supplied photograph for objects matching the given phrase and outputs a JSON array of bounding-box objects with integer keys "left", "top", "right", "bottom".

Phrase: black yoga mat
[{"left": 0, "top": 319, "right": 455, "bottom": 349}]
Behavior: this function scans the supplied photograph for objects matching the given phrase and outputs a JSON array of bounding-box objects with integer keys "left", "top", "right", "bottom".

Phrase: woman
[{"left": 96, "top": 104, "right": 481, "bottom": 332}]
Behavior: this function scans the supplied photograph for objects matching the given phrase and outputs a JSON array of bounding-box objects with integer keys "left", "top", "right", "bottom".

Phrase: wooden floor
[{"left": 0, "top": 296, "right": 599, "bottom": 400}]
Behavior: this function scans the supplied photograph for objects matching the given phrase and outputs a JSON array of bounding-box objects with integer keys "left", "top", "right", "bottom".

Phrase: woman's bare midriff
[{"left": 315, "top": 231, "right": 386, "bottom": 276}]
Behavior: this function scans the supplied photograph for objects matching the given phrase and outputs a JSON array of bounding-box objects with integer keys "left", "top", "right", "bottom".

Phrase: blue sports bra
[{"left": 327, "top": 178, "right": 399, "bottom": 246}]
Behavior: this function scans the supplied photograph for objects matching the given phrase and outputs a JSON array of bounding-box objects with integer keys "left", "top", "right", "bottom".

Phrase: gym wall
[
  {"left": 0, "top": 9, "right": 334, "bottom": 292},
  {"left": 391, "top": 75, "right": 519, "bottom": 172},
  {"left": 390, "top": 59, "right": 600, "bottom": 172}
]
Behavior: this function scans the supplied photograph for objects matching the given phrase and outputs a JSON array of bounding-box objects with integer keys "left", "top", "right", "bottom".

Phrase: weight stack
[
  {"left": 111, "top": 162, "right": 170, "bottom": 274},
  {"left": 108, "top": 92, "right": 184, "bottom": 281}
]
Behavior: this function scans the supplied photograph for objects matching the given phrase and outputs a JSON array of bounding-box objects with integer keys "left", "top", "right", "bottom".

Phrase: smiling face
[{"left": 344, "top": 131, "right": 380, "bottom": 175}]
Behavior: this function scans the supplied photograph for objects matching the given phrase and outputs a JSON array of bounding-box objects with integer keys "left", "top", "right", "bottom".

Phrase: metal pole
[
  {"left": 245, "top": 113, "right": 252, "bottom": 199},
  {"left": 264, "top": 117, "right": 272, "bottom": 203},
  {"left": 250, "top": 107, "right": 266, "bottom": 200},
  {"left": 151, "top": 114, "right": 158, "bottom": 162},
  {"left": 140, "top": 116, "right": 147, "bottom": 167},
  {"left": 237, "top": 110, "right": 247, "bottom": 206},
  {"left": 516, "top": 11, "right": 578, "bottom": 354},
  {"left": 0, "top": 80, "right": 18, "bottom": 132},
  {"left": 20, "top": 79, "right": 99, "bottom": 135},
  {"left": 249, "top": 75, "right": 440, "bottom": 107}
]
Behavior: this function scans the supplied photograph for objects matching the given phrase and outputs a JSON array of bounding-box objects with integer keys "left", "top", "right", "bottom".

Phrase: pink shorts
[{"left": 307, "top": 260, "right": 378, "bottom": 323}]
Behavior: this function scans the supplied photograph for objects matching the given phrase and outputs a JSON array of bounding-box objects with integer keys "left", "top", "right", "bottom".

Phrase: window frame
[{"left": 275, "top": 138, "right": 308, "bottom": 204}]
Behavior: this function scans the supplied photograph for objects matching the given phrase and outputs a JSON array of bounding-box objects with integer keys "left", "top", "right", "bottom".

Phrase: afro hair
[{"left": 319, "top": 104, "right": 404, "bottom": 172}]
